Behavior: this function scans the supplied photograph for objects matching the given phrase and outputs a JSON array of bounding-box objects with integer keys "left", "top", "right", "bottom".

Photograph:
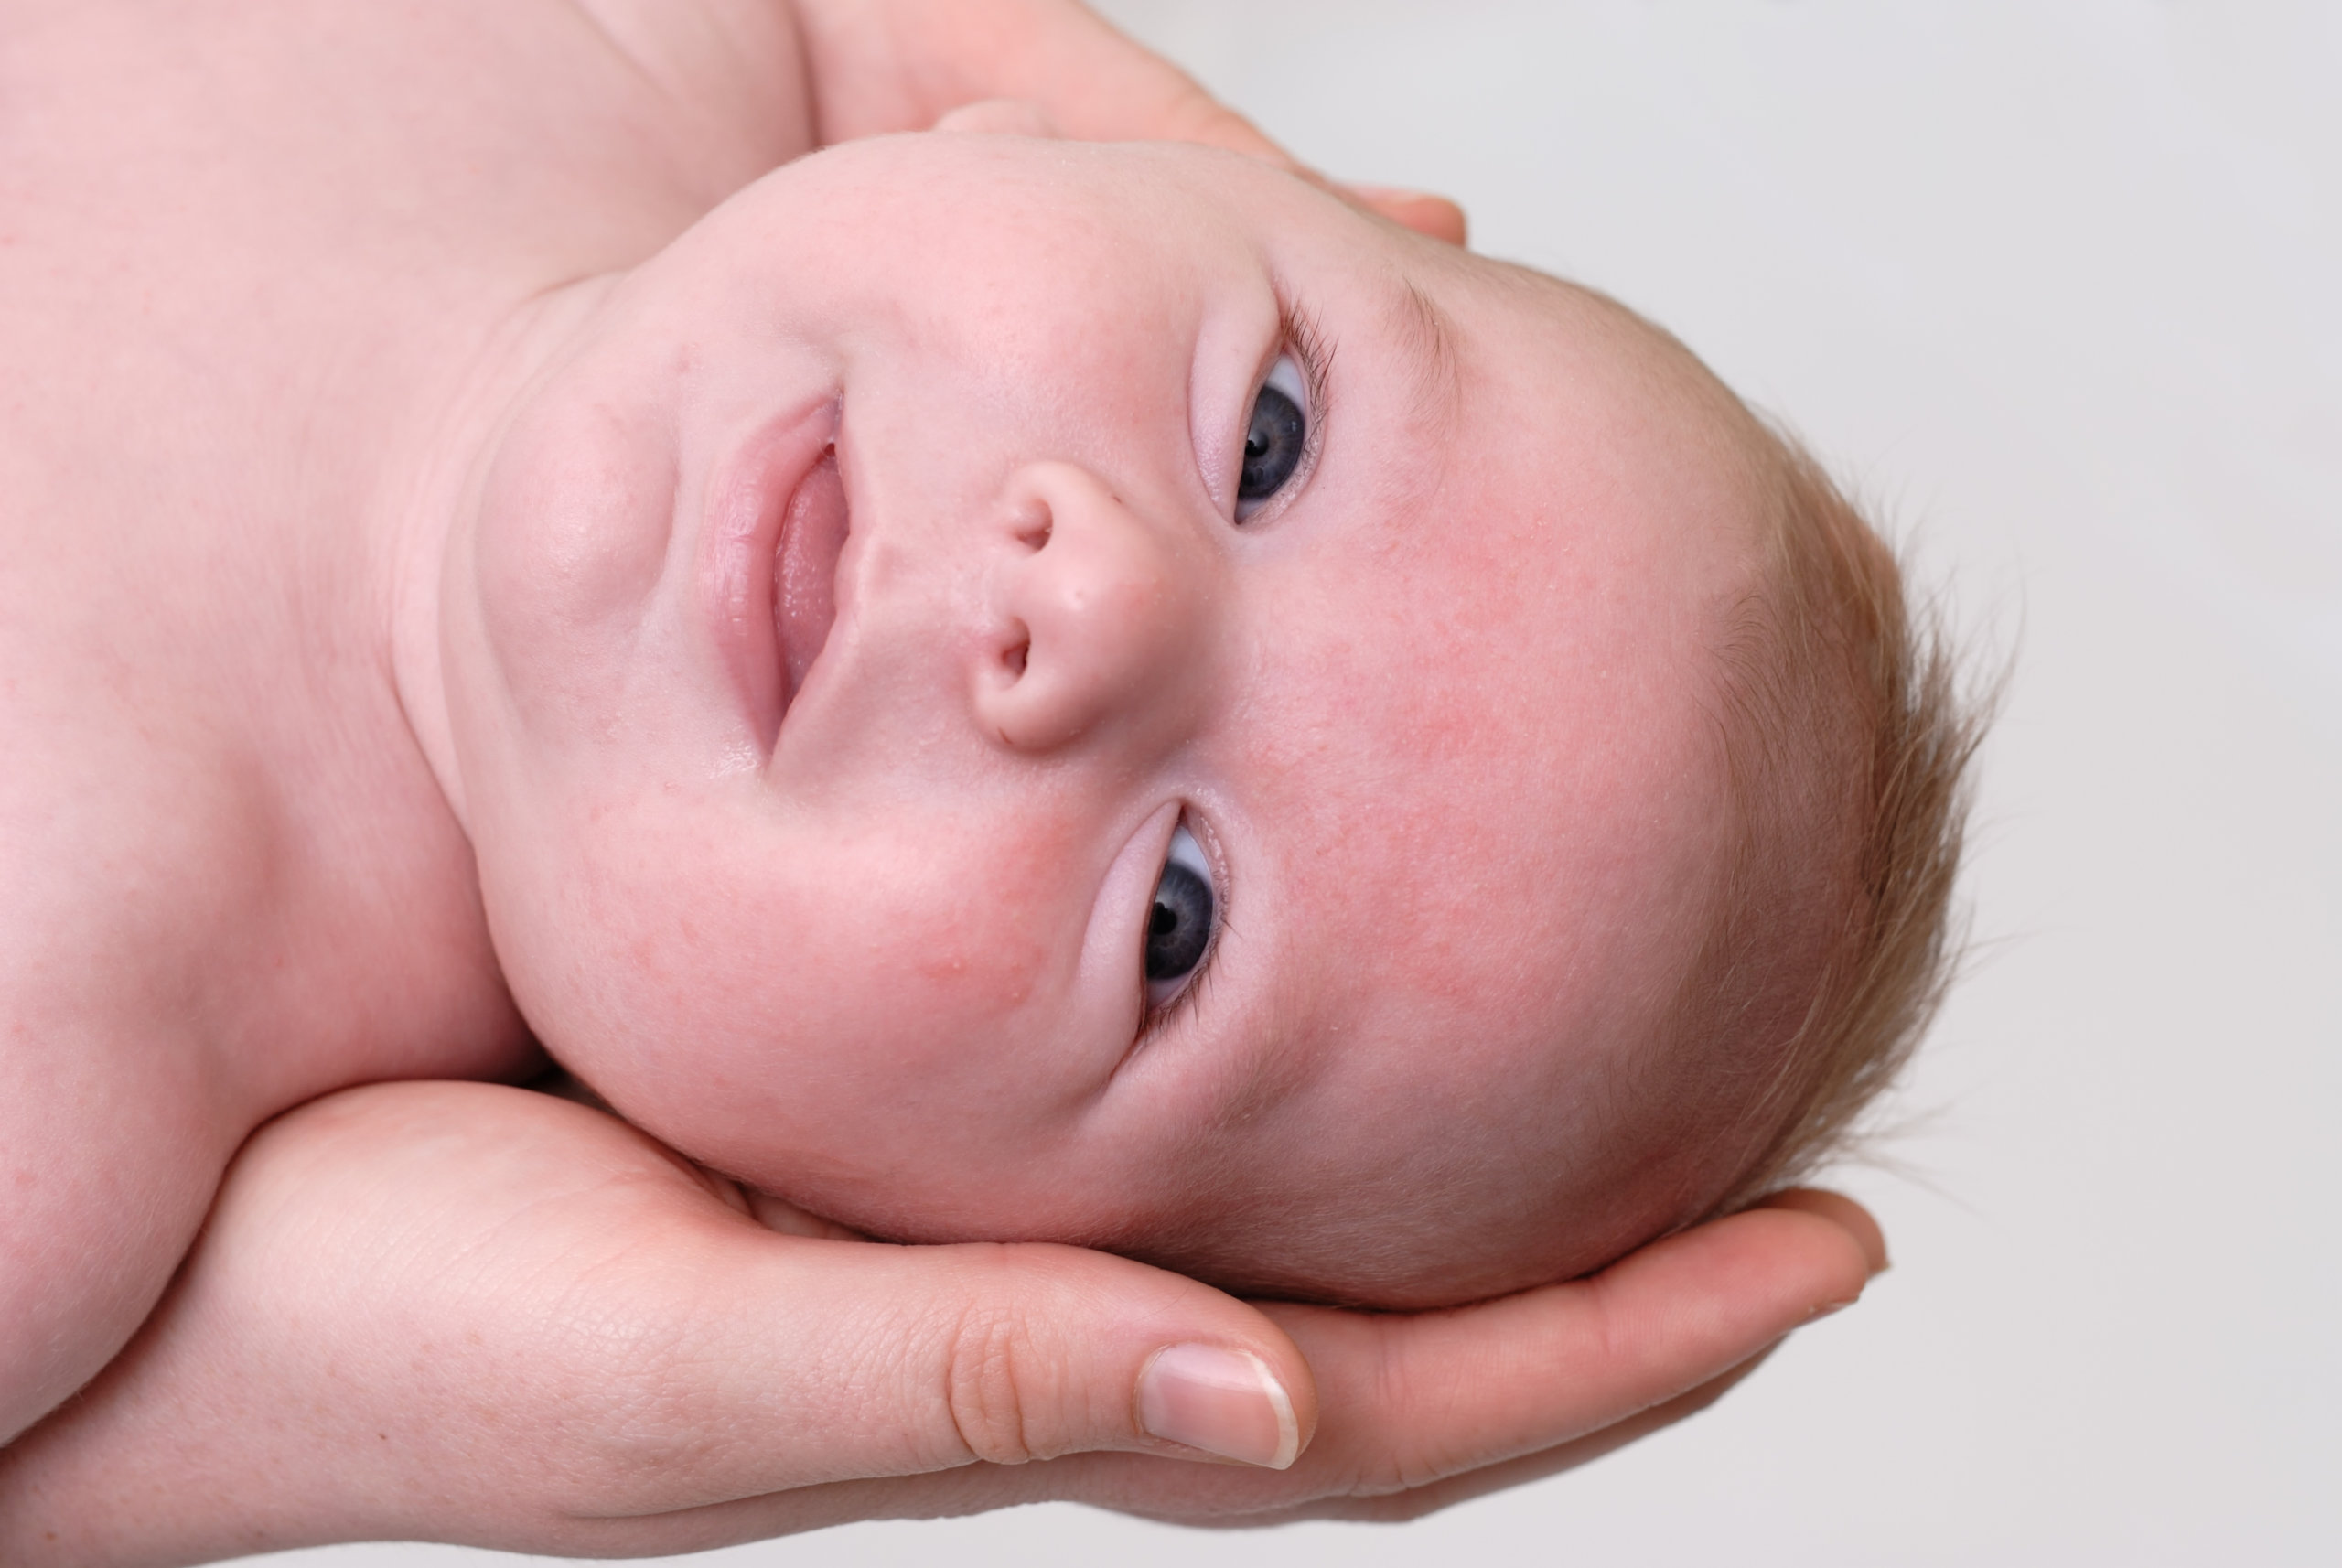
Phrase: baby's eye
[
  {"left": 1235, "top": 355, "right": 1309, "bottom": 520},
  {"left": 1144, "top": 823, "right": 1217, "bottom": 1008}
]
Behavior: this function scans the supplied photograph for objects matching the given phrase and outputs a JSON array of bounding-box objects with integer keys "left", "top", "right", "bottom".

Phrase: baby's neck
[
  {"left": 231, "top": 269, "right": 633, "bottom": 1095},
  {"left": 384, "top": 276, "right": 627, "bottom": 829}
]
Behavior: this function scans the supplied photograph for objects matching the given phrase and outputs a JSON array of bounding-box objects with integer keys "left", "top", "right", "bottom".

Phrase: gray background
[{"left": 263, "top": 4, "right": 2341, "bottom": 1564}]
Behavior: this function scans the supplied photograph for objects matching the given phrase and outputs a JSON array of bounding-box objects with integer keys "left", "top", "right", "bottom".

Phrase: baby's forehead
[
  {"left": 1208, "top": 307, "right": 1758, "bottom": 1068},
  {"left": 1125, "top": 238, "right": 1784, "bottom": 1193}
]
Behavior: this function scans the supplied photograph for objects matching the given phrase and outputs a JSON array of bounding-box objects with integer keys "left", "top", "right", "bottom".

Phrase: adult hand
[
  {"left": 0, "top": 1082, "right": 1879, "bottom": 1563},
  {"left": 790, "top": 0, "right": 1470, "bottom": 244}
]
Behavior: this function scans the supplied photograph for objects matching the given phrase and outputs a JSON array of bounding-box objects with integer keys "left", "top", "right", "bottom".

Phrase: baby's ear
[{"left": 932, "top": 98, "right": 1062, "bottom": 137}]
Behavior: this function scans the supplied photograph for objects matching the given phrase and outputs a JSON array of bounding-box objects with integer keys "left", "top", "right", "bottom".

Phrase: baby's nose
[{"left": 972, "top": 462, "right": 1214, "bottom": 754}]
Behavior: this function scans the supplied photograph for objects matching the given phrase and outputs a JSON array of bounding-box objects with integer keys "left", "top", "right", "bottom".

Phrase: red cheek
[{"left": 894, "top": 855, "right": 1061, "bottom": 1019}]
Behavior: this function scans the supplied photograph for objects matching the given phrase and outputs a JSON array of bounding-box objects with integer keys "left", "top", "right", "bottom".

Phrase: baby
[
  {"left": 0, "top": 0, "right": 1971, "bottom": 1463},
  {"left": 467, "top": 132, "right": 1972, "bottom": 1312}
]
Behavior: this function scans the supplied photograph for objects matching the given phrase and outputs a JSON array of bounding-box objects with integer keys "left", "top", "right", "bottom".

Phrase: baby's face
[{"left": 446, "top": 133, "right": 1763, "bottom": 1304}]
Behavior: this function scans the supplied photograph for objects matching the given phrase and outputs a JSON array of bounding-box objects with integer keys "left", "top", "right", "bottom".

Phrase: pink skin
[
  {"left": 0, "top": 5, "right": 1888, "bottom": 1540},
  {"left": 437, "top": 133, "right": 1762, "bottom": 1305}
]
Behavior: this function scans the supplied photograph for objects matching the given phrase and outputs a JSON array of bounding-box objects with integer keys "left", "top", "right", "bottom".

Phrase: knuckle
[
  {"left": 1327, "top": 1331, "right": 1474, "bottom": 1498},
  {"left": 940, "top": 1295, "right": 1047, "bottom": 1466}
]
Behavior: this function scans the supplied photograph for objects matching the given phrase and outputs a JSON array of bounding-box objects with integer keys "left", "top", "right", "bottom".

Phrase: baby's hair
[
  {"left": 1113, "top": 274, "right": 1987, "bottom": 1306},
  {"left": 1689, "top": 408, "right": 1987, "bottom": 1214},
  {"left": 1542, "top": 278, "right": 1986, "bottom": 1222}
]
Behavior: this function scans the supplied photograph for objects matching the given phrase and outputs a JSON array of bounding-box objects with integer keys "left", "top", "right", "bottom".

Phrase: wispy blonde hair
[{"left": 1682, "top": 418, "right": 1987, "bottom": 1213}]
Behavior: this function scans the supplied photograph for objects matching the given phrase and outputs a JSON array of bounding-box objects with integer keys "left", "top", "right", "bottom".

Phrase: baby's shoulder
[
  {"left": 560, "top": 0, "right": 816, "bottom": 171},
  {"left": 1, "top": 0, "right": 811, "bottom": 224}
]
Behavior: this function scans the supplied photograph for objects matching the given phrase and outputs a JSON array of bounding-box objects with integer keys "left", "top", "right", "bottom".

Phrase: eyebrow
[{"left": 1391, "top": 275, "right": 1464, "bottom": 438}]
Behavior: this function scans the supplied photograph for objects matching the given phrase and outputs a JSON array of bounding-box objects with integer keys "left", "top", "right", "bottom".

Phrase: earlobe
[{"left": 932, "top": 98, "right": 1062, "bottom": 138}]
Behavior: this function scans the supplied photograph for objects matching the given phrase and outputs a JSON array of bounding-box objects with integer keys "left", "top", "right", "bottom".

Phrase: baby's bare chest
[
  {"left": 3, "top": 0, "right": 771, "bottom": 1104},
  {"left": 0, "top": 0, "right": 813, "bottom": 1442},
  {"left": 2, "top": 0, "right": 812, "bottom": 1034},
  {"left": 0, "top": 0, "right": 812, "bottom": 579},
  {"left": 0, "top": 0, "right": 810, "bottom": 334}
]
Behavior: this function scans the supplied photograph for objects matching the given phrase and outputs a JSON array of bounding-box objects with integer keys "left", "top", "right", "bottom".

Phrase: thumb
[
  {"left": 596, "top": 1225, "right": 1316, "bottom": 1509},
  {"left": 0, "top": 1085, "right": 1316, "bottom": 1559},
  {"left": 930, "top": 96, "right": 1062, "bottom": 138}
]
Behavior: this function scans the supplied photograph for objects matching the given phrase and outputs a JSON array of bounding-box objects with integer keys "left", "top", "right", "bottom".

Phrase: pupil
[
  {"left": 1238, "top": 382, "right": 1305, "bottom": 503},
  {"left": 1144, "top": 860, "right": 1214, "bottom": 982}
]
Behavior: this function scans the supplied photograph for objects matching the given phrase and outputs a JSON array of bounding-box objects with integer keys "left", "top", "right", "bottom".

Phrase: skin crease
[
  {"left": 0, "top": 0, "right": 1885, "bottom": 1557},
  {"left": 435, "top": 134, "right": 1767, "bottom": 1305}
]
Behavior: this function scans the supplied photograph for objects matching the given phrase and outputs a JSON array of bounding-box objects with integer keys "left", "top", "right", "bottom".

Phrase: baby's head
[{"left": 436, "top": 131, "right": 1974, "bottom": 1306}]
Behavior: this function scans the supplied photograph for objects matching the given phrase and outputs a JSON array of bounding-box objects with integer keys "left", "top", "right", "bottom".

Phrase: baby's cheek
[
  {"left": 538, "top": 793, "right": 1102, "bottom": 1196},
  {"left": 468, "top": 396, "right": 682, "bottom": 739},
  {"left": 871, "top": 870, "right": 1060, "bottom": 1036}
]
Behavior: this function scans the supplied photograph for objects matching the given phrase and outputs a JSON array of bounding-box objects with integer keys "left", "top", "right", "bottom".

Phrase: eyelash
[
  {"left": 1237, "top": 298, "right": 1334, "bottom": 525},
  {"left": 1140, "top": 309, "right": 1327, "bottom": 1036},
  {"left": 1284, "top": 301, "right": 1335, "bottom": 438}
]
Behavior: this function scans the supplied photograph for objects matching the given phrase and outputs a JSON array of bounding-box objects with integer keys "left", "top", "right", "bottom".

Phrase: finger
[
  {"left": 598, "top": 1229, "right": 1316, "bottom": 1503},
  {"left": 538, "top": 1195, "right": 1873, "bottom": 1541},
  {"left": 553, "top": 1195, "right": 1881, "bottom": 1546},
  {"left": 1267, "top": 1197, "right": 1875, "bottom": 1498},
  {"left": 602, "top": 1200, "right": 1880, "bottom": 1541},
  {"left": 552, "top": 1241, "right": 1327, "bottom": 1553},
  {"left": 1754, "top": 1187, "right": 1889, "bottom": 1273},
  {"left": 931, "top": 97, "right": 1062, "bottom": 138},
  {"left": 349, "top": 1096, "right": 1324, "bottom": 1509},
  {"left": 797, "top": 0, "right": 1302, "bottom": 169},
  {"left": 1289, "top": 1343, "right": 1786, "bottom": 1524},
  {"left": 855, "top": 1197, "right": 1879, "bottom": 1532},
  {"left": 740, "top": 1185, "right": 868, "bottom": 1240},
  {"left": 1279, "top": 1199, "right": 1887, "bottom": 1525},
  {"left": 0, "top": 1085, "right": 1318, "bottom": 1561},
  {"left": 1344, "top": 185, "right": 1470, "bottom": 246},
  {"left": 1112, "top": 81, "right": 1297, "bottom": 167},
  {"left": 598, "top": 1337, "right": 1799, "bottom": 1548},
  {"left": 978, "top": 28, "right": 1301, "bottom": 172}
]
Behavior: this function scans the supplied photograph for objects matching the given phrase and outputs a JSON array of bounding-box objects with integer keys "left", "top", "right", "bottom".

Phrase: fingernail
[
  {"left": 1808, "top": 1294, "right": 1863, "bottom": 1323},
  {"left": 1347, "top": 181, "right": 1434, "bottom": 204},
  {"left": 1137, "top": 1344, "right": 1300, "bottom": 1469}
]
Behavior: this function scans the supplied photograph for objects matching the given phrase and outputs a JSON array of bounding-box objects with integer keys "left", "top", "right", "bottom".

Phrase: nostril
[
  {"left": 1003, "top": 637, "right": 1029, "bottom": 679},
  {"left": 1012, "top": 499, "right": 1053, "bottom": 553}
]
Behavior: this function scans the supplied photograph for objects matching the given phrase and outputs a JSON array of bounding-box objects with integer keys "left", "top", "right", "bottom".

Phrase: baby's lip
[
  {"left": 776, "top": 447, "right": 848, "bottom": 715},
  {"left": 700, "top": 400, "right": 843, "bottom": 747}
]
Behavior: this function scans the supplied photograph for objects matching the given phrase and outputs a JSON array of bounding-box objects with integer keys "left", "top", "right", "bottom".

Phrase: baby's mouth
[{"left": 775, "top": 446, "right": 848, "bottom": 711}]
